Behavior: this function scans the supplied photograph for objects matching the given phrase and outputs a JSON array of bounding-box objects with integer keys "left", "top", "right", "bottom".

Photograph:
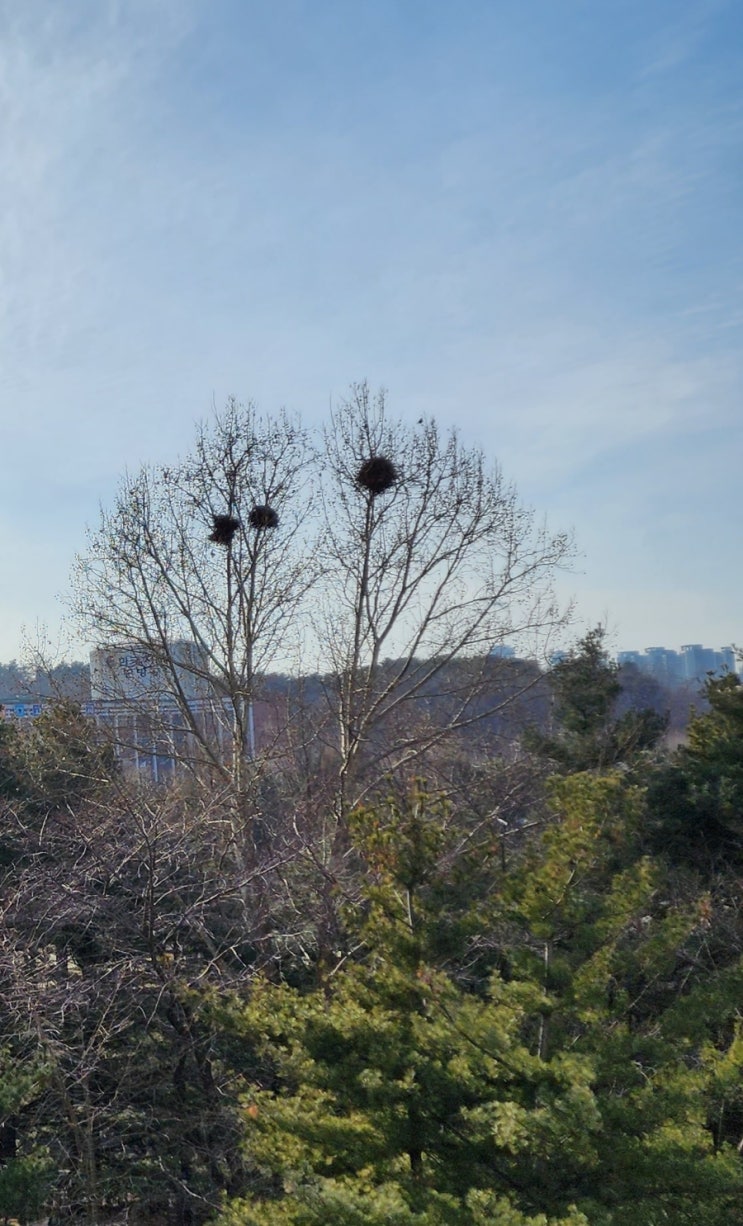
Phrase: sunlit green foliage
[
  {"left": 216, "top": 791, "right": 597, "bottom": 1225},
  {"left": 216, "top": 782, "right": 743, "bottom": 1225}
]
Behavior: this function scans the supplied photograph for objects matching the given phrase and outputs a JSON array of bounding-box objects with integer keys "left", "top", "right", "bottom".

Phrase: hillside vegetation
[{"left": 0, "top": 634, "right": 741, "bottom": 1224}]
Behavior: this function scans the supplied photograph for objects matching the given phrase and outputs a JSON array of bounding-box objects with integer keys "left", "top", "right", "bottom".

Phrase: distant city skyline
[
  {"left": 1, "top": 2, "right": 741, "bottom": 660},
  {"left": 616, "top": 642, "right": 738, "bottom": 685}
]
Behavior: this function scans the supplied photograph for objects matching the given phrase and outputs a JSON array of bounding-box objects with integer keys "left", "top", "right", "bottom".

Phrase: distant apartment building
[
  {"left": 0, "top": 642, "right": 286, "bottom": 782},
  {"left": 617, "top": 644, "right": 738, "bottom": 686},
  {"left": 89, "top": 641, "right": 292, "bottom": 781},
  {"left": 89, "top": 641, "right": 209, "bottom": 705},
  {"left": 87, "top": 641, "right": 230, "bottom": 780}
]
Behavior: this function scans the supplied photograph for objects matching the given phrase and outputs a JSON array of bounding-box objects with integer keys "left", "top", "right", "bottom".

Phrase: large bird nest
[
  {"left": 355, "top": 455, "right": 398, "bottom": 496},
  {"left": 249, "top": 504, "right": 279, "bottom": 530},
  {"left": 209, "top": 514, "right": 241, "bottom": 546}
]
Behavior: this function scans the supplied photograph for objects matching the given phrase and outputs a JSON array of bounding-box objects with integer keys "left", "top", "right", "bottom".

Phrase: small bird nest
[
  {"left": 249, "top": 504, "right": 279, "bottom": 530},
  {"left": 355, "top": 455, "right": 398, "bottom": 496},
  {"left": 209, "top": 514, "right": 241, "bottom": 546}
]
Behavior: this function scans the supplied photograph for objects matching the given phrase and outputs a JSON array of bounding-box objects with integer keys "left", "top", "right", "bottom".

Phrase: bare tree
[
  {"left": 314, "top": 384, "right": 572, "bottom": 815},
  {"left": 71, "top": 386, "right": 571, "bottom": 832},
  {"left": 0, "top": 773, "right": 288, "bottom": 1223},
  {"left": 72, "top": 399, "right": 316, "bottom": 805}
]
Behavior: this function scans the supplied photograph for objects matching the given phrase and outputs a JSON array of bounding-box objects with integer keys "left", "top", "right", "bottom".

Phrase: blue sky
[{"left": 1, "top": 0, "right": 741, "bottom": 662}]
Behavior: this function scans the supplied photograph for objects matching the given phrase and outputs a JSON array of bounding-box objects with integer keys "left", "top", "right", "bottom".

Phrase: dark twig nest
[
  {"left": 355, "top": 455, "right": 398, "bottom": 496},
  {"left": 249, "top": 504, "right": 279, "bottom": 530},
  {"left": 209, "top": 514, "right": 241, "bottom": 546}
]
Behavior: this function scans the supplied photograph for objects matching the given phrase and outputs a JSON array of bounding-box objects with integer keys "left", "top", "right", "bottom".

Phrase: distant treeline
[
  {"left": 0, "top": 655, "right": 704, "bottom": 740},
  {"left": 0, "top": 660, "right": 91, "bottom": 705}
]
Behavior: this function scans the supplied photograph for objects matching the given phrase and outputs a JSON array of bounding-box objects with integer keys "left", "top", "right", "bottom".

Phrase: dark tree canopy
[
  {"left": 647, "top": 670, "right": 743, "bottom": 871},
  {"left": 526, "top": 626, "right": 667, "bottom": 772}
]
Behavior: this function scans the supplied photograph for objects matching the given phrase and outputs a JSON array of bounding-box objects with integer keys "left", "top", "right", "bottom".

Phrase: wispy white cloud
[
  {"left": 0, "top": 2, "right": 196, "bottom": 382},
  {"left": 638, "top": 0, "right": 731, "bottom": 77}
]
